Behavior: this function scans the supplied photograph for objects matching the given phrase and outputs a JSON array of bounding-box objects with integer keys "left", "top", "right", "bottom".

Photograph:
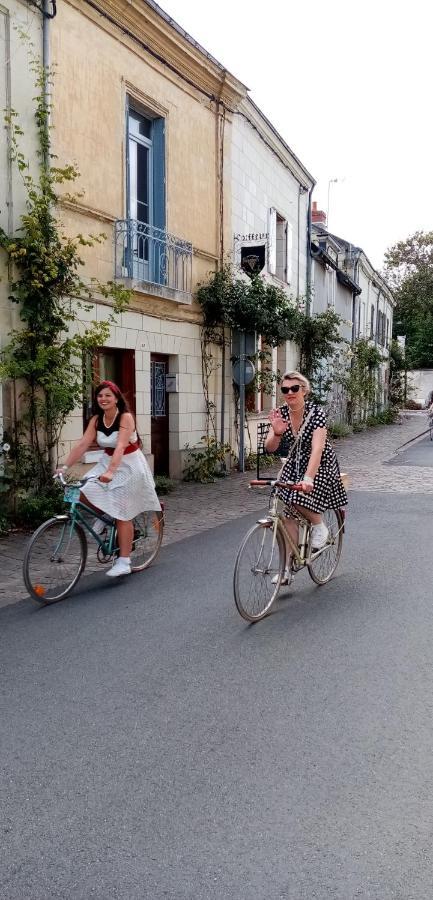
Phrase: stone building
[
  {"left": 0, "top": 0, "right": 43, "bottom": 442},
  {"left": 47, "top": 0, "right": 247, "bottom": 477},
  {"left": 230, "top": 98, "right": 314, "bottom": 448},
  {"left": 1, "top": 0, "right": 317, "bottom": 475},
  {"left": 311, "top": 203, "right": 394, "bottom": 420}
]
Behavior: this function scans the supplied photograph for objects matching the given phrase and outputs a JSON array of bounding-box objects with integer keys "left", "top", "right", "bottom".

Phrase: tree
[
  {"left": 0, "top": 50, "right": 131, "bottom": 501},
  {"left": 384, "top": 231, "right": 433, "bottom": 369}
]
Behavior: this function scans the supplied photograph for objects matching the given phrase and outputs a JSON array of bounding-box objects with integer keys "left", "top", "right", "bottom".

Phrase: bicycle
[
  {"left": 233, "top": 478, "right": 345, "bottom": 622},
  {"left": 23, "top": 473, "right": 164, "bottom": 605}
]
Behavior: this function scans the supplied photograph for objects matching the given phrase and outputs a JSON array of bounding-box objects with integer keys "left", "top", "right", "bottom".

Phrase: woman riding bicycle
[
  {"left": 265, "top": 370, "right": 347, "bottom": 584},
  {"left": 56, "top": 381, "right": 160, "bottom": 578}
]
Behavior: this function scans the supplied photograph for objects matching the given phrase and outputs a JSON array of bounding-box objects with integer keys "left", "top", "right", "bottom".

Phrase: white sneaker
[
  {"left": 106, "top": 558, "right": 131, "bottom": 578},
  {"left": 311, "top": 522, "right": 329, "bottom": 550},
  {"left": 92, "top": 518, "right": 107, "bottom": 535},
  {"left": 272, "top": 567, "right": 292, "bottom": 586}
]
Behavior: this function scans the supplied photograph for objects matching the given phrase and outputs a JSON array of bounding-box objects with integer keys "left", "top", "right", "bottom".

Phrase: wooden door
[
  {"left": 151, "top": 354, "right": 169, "bottom": 475},
  {"left": 83, "top": 349, "right": 136, "bottom": 431}
]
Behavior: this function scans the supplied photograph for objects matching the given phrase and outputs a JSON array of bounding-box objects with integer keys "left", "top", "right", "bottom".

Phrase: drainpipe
[
  {"left": 42, "top": 1, "right": 56, "bottom": 469},
  {"left": 42, "top": 2, "right": 57, "bottom": 160},
  {"left": 42, "top": 2, "right": 50, "bottom": 84},
  {"left": 305, "top": 187, "right": 313, "bottom": 316},
  {"left": 351, "top": 250, "right": 359, "bottom": 346},
  {"left": 297, "top": 186, "right": 301, "bottom": 298},
  {"left": 215, "top": 75, "right": 226, "bottom": 447}
]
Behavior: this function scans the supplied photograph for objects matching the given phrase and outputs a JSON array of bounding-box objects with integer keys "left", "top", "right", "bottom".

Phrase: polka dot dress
[{"left": 276, "top": 401, "right": 348, "bottom": 513}]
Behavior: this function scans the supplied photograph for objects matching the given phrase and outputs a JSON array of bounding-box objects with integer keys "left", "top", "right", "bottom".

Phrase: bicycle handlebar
[
  {"left": 53, "top": 472, "right": 100, "bottom": 488},
  {"left": 249, "top": 479, "right": 297, "bottom": 490}
]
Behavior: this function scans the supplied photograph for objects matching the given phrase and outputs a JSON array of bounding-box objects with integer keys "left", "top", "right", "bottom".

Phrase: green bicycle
[{"left": 23, "top": 473, "right": 164, "bottom": 605}]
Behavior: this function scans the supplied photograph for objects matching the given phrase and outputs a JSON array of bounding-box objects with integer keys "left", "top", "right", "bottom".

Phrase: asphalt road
[
  {"left": 2, "top": 491, "right": 433, "bottom": 900},
  {"left": 389, "top": 431, "right": 433, "bottom": 467}
]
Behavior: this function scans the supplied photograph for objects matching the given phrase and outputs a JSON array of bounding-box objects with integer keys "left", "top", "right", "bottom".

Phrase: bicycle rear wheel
[
  {"left": 233, "top": 522, "right": 286, "bottom": 622},
  {"left": 130, "top": 510, "right": 164, "bottom": 572},
  {"left": 23, "top": 517, "right": 87, "bottom": 605},
  {"left": 307, "top": 508, "right": 344, "bottom": 585}
]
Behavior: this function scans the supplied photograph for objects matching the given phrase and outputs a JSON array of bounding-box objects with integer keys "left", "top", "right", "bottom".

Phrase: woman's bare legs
[
  {"left": 116, "top": 519, "right": 133, "bottom": 557},
  {"left": 280, "top": 506, "right": 324, "bottom": 564},
  {"left": 80, "top": 493, "right": 133, "bottom": 556},
  {"left": 293, "top": 505, "right": 322, "bottom": 526}
]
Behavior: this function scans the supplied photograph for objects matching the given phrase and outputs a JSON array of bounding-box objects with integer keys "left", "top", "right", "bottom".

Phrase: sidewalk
[{"left": 1, "top": 411, "right": 430, "bottom": 607}]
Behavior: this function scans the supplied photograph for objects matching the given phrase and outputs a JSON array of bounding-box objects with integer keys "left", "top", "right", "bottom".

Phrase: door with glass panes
[
  {"left": 128, "top": 109, "right": 152, "bottom": 282},
  {"left": 150, "top": 354, "right": 169, "bottom": 476},
  {"left": 127, "top": 105, "right": 165, "bottom": 285}
]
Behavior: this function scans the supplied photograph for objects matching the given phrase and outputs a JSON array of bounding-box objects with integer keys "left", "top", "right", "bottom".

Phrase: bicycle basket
[{"left": 64, "top": 485, "right": 80, "bottom": 504}]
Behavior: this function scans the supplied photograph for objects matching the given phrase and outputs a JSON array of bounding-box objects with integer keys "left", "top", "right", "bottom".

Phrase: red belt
[{"left": 104, "top": 440, "right": 140, "bottom": 457}]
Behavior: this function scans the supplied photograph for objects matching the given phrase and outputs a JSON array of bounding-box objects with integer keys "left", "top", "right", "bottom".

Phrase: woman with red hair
[{"left": 56, "top": 381, "right": 160, "bottom": 578}]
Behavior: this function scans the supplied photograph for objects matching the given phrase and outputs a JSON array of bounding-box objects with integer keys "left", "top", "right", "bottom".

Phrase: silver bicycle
[{"left": 233, "top": 478, "right": 345, "bottom": 622}]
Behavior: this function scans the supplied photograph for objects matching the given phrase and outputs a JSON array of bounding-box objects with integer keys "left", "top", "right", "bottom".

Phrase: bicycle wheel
[
  {"left": 233, "top": 521, "right": 286, "bottom": 622},
  {"left": 23, "top": 516, "right": 87, "bottom": 605},
  {"left": 130, "top": 510, "right": 164, "bottom": 572},
  {"left": 307, "top": 508, "right": 344, "bottom": 585}
]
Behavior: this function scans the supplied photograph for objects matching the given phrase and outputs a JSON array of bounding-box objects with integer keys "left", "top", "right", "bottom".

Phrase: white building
[
  {"left": 311, "top": 202, "right": 394, "bottom": 419},
  {"left": 230, "top": 97, "right": 315, "bottom": 424}
]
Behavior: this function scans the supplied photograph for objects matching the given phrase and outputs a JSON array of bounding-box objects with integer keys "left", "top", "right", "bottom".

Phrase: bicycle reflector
[{"left": 33, "top": 584, "right": 46, "bottom": 597}]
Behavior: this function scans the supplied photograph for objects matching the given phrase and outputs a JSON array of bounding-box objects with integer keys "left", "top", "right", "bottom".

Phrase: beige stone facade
[
  {"left": 0, "top": 0, "right": 42, "bottom": 441},
  {"left": 1, "top": 0, "right": 320, "bottom": 476},
  {"left": 49, "top": 0, "right": 246, "bottom": 476}
]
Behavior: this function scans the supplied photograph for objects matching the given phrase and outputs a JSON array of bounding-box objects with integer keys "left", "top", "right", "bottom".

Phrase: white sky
[{"left": 160, "top": 0, "right": 433, "bottom": 270}]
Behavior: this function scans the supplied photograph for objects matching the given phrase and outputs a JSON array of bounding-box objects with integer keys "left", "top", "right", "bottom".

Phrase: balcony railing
[{"left": 114, "top": 219, "right": 193, "bottom": 296}]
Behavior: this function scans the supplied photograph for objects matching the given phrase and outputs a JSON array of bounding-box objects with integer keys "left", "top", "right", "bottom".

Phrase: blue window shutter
[
  {"left": 152, "top": 117, "right": 165, "bottom": 230},
  {"left": 152, "top": 117, "right": 165, "bottom": 284}
]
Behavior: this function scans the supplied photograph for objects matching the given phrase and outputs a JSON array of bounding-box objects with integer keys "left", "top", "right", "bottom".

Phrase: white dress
[{"left": 81, "top": 416, "right": 161, "bottom": 521}]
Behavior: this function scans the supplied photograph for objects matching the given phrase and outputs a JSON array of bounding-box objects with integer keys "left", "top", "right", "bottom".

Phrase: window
[
  {"left": 126, "top": 102, "right": 165, "bottom": 283},
  {"left": 376, "top": 310, "right": 382, "bottom": 344},
  {"left": 326, "top": 268, "right": 335, "bottom": 307},
  {"left": 268, "top": 208, "right": 292, "bottom": 284},
  {"left": 370, "top": 305, "right": 375, "bottom": 339}
]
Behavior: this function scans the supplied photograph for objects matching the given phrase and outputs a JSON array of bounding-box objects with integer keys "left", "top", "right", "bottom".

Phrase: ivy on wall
[{"left": 0, "top": 48, "right": 131, "bottom": 512}]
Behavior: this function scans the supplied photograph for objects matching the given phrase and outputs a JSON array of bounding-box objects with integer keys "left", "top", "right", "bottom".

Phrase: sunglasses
[{"left": 281, "top": 384, "right": 301, "bottom": 395}]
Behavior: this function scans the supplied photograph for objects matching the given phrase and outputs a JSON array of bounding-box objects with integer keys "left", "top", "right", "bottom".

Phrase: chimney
[{"left": 312, "top": 201, "right": 327, "bottom": 227}]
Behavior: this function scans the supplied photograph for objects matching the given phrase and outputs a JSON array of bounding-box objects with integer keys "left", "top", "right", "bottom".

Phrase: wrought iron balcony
[{"left": 114, "top": 219, "right": 193, "bottom": 297}]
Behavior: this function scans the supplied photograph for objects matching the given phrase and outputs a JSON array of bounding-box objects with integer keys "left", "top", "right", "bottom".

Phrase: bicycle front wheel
[
  {"left": 130, "top": 510, "right": 164, "bottom": 572},
  {"left": 23, "top": 517, "right": 87, "bottom": 605},
  {"left": 307, "top": 508, "right": 344, "bottom": 585},
  {"left": 233, "top": 522, "right": 286, "bottom": 622}
]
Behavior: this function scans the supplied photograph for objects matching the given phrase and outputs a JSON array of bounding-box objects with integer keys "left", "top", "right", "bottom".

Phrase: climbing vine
[
  {"left": 342, "top": 339, "right": 383, "bottom": 423},
  {"left": 196, "top": 266, "right": 346, "bottom": 457},
  {"left": 0, "top": 49, "right": 131, "bottom": 507}
]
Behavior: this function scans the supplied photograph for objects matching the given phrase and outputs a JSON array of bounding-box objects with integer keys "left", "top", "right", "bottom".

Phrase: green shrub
[
  {"left": 242, "top": 452, "right": 280, "bottom": 471},
  {"left": 352, "top": 421, "right": 367, "bottom": 433},
  {"left": 16, "top": 486, "right": 64, "bottom": 529},
  {"left": 365, "top": 415, "right": 379, "bottom": 427},
  {"left": 328, "top": 422, "right": 353, "bottom": 439},
  {"left": 405, "top": 399, "right": 422, "bottom": 410},
  {"left": 0, "top": 514, "right": 10, "bottom": 537},
  {"left": 183, "top": 437, "right": 233, "bottom": 483},
  {"left": 375, "top": 407, "right": 399, "bottom": 425},
  {"left": 154, "top": 475, "right": 176, "bottom": 495}
]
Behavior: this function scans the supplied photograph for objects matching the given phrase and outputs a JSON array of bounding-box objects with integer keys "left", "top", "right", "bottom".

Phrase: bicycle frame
[
  {"left": 253, "top": 480, "right": 344, "bottom": 572},
  {"left": 56, "top": 498, "right": 118, "bottom": 558}
]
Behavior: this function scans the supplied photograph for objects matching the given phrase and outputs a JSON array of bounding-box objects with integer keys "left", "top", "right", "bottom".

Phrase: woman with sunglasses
[
  {"left": 56, "top": 381, "right": 161, "bottom": 578},
  {"left": 265, "top": 370, "right": 347, "bottom": 584}
]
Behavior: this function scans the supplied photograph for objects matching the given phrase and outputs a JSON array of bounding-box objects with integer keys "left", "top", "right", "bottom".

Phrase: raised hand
[{"left": 268, "top": 408, "right": 287, "bottom": 436}]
